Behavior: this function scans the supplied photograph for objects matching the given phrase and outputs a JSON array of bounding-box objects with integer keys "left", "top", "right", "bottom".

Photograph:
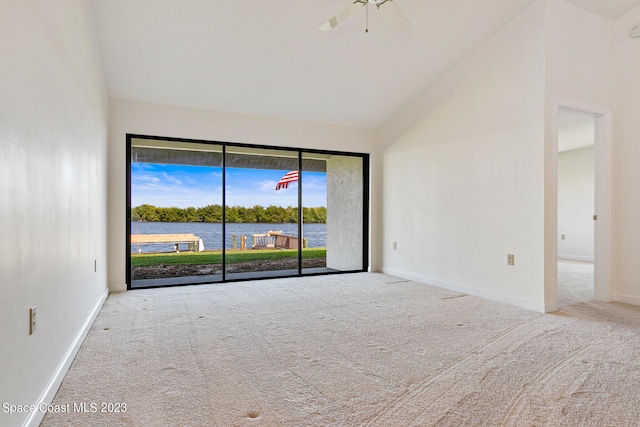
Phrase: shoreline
[{"left": 132, "top": 257, "right": 327, "bottom": 279}]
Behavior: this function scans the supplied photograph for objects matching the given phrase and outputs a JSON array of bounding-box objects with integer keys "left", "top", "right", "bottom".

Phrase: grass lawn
[{"left": 131, "top": 248, "right": 327, "bottom": 267}]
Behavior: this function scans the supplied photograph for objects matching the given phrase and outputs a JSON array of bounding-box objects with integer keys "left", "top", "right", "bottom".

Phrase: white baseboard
[
  {"left": 23, "top": 288, "right": 108, "bottom": 427},
  {"left": 382, "top": 268, "right": 546, "bottom": 313},
  {"left": 545, "top": 302, "right": 559, "bottom": 313},
  {"left": 613, "top": 292, "right": 640, "bottom": 307},
  {"left": 558, "top": 255, "right": 594, "bottom": 262}
]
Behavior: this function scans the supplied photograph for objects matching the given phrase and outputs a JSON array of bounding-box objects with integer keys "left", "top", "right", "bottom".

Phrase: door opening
[{"left": 556, "top": 108, "right": 595, "bottom": 308}]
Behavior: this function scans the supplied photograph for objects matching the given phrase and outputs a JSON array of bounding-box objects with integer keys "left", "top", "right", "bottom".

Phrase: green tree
[
  {"left": 158, "top": 206, "right": 182, "bottom": 222},
  {"left": 184, "top": 206, "right": 199, "bottom": 222},
  {"left": 198, "top": 204, "right": 222, "bottom": 222},
  {"left": 131, "top": 204, "right": 326, "bottom": 223},
  {"left": 225, "top": 206, "right": 239, "bottom": 223},
  {"left": 285, "top": 206, "right": 298, "bottom": 223},
  {"left": 133, "top": 204, "right": 160, "bottom": 222},
  {"left": 253, "top": 205, "right": 267, "bottom": 223},
  {"left": 237, "top": 206, "right": 257, "bottom": 223}
]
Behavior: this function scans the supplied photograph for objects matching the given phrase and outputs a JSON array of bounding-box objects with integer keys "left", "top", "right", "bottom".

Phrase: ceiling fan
[{"left": 319, "top": 0, "right": 410, "bottom": 33}]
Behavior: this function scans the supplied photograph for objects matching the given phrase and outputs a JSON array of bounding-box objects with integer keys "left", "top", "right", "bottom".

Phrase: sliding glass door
[
  {"left": 127, "top": 135, "right": 368, "bottom": 289},
  {"left": 224, "top": 146, "right": 299, "bottom": 280},
  {"left": 301, "top": 154, "right": 328, "bottom": 273},
  {"left": 129, "top": 138, "right": 223, "bottom": 288}
]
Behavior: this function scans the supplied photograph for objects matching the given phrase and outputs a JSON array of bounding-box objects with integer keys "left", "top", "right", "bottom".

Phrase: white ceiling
[
  {"left": 563, "top": 0, "right": 639, "bottom": 19},
  {"left": 557, "top": 109, "right": 595, "bottom": 152},
  {"left": 90, "top": 0, "right": 639, "bottom": 129}
]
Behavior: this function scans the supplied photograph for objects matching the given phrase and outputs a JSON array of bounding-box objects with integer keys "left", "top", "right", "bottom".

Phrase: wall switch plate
[
  {"left": 392, "top": 241, "right": 397, "bottom": 250},
  {"left": 507, "top": 254, "right": 515, "bottom": 266},
  {"left": 94, "top": 259, "right": 97, "bottom": 272},
  {"left": 29, "top": 306, "right": 37, "bottom": 335},
  {"left": 561, "top": 234, "right": 565, "bottom": 240}
]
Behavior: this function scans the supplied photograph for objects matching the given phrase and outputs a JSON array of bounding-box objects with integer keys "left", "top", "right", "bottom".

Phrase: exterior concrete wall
[{"left": 326, "top": 156, "right": 364, "bottom": 270}]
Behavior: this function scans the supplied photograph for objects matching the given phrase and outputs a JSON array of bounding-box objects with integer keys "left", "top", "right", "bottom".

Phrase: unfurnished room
[{"left": 2, "top": 0, "right": 640, "bottom": 426}]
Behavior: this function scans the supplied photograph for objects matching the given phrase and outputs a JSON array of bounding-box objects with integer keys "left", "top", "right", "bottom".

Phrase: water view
[
  {"left": 130, "top": 222, "right": 326, "bottom": 253},
  {"left": 128, "top": 142, "right": 365, "bottom": 285}
]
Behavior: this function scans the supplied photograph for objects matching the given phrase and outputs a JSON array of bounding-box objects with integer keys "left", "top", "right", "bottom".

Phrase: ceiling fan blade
[
  {"left": 378, "top": 0, "right": 410, "bottom": 30},
  {"left": 318, "top": 3, "right": 362, "bottom": 31}
]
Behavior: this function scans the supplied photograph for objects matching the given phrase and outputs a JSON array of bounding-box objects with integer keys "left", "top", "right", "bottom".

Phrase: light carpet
[
  {"left": 42, "top": 273, "right": 640, "bottom": 426},
  {"left": 558, "top": 259, "right": 594, "bottom": 309}
]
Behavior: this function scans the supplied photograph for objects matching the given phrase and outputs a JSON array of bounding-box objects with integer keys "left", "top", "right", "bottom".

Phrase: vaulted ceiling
[{"left": 90, "top": 0, "right": 639, "bottom": 129}]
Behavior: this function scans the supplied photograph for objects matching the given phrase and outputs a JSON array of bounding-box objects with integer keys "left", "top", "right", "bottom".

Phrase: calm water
[{"left": 130, "top": 222, "right": 326, "bottom": 253}]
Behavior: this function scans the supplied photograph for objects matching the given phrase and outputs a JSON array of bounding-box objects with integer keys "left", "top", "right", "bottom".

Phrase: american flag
[{"left": 275, "top": 170, "right": 298, "bottom": 190}]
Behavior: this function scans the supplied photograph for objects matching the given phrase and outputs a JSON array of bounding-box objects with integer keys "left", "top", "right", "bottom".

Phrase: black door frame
[{"left": 126, "top": 133, "right": 370, "bottom": 290}]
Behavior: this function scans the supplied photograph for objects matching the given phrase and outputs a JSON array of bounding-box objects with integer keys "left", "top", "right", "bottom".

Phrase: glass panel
[
  {"left": 129, "top": 138, "right": 223, "bottom": 288},
  {"left": 224, "top": 146, "right": 299, "bottom": 279},
  {"left": 301, "top": 154, "right": 329, "bottom": 274}
]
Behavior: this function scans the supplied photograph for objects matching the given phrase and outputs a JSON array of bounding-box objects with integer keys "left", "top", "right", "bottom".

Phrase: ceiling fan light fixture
[
  {"left": 354, "top": 0, "right": 392, "bottom": 9},
  {"left": 318, "top": 0, "right": 409, "bottom": 32}
]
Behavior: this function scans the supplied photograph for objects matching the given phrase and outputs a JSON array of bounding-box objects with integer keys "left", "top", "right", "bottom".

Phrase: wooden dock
[
  {"left": 131, "top": 233, "right": 202, "bottom": 252},
  {"left": 251, "top": 231, "right": 306, "bottom": 250}
]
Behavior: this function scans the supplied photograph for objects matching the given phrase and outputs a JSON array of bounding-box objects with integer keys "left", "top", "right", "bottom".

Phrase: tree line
[{"left": 132, "top": 204, "right": 327, "bottom": 224}]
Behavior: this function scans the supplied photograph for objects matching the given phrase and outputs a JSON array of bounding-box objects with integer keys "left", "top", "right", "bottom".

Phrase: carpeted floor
[
  {"left": 42, "top": 273, "right": 640, "bottom": 426},
  {"left": 557, "top": 259, "right": 594, "bottom": 309}
]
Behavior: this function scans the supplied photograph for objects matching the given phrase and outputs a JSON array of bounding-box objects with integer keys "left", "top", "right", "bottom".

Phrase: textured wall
[{"left": 326, "top": 156, "right": 364, "bottom": 271}]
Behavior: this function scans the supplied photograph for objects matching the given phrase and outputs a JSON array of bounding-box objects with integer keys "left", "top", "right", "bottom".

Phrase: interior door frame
[{"left": 545, "top": 97, "right": 612, "bottom": 312}]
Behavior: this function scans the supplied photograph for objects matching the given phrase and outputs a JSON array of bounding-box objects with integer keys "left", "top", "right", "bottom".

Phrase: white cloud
[
  {"left": 162, "top": 172, "right": 182, "bottom": 185},
  {"left": 258, "top": 180, "right": 279, "bottom": 191},
  {"left": 134, "top": 174, "right": 161, "bottom": 184}
]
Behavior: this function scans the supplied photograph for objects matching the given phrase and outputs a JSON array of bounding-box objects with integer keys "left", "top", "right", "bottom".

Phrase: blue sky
[{"left": 131, "top": 163, "right": 327, "bottom": 208}]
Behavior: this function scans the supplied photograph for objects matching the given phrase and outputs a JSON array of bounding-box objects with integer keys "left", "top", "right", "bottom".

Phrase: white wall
[
  {"left": 543, "top": 0, "right": 615, "bottom": 310},
  {"left": 378, "top": 1, "right": 548, "bottom": 311},
  {"left": 0, "top": 1, "right": 108, "bottom": 426},
  {"left": 613, "top": 5, "right": 640, "bottom": 305},
  {"left": 544, "top": 0, "right": 616, "bottom": 106},
  {"left": 379, "top": 0, "right": 618, "bottom": 313},
  {"left": 108, "top": 99, "right": 377, "bottom": 292},
  {"left": 557, "top": 147, "right": 595, "bottom": 261}
]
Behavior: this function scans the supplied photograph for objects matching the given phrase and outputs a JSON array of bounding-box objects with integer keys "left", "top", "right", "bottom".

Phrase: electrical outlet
[
  {"left": 393, "top": 241, "right": 397, "bottom": 250},
  {"left": 507, "top": 254, "right": 515, "bottom": 266},
  {"left": 29, "top": 306, "right": 37, "bottom": 335}
]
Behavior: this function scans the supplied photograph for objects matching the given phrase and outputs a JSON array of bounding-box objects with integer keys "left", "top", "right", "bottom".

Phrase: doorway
[
  {"left": 549, "top": 99, "right": 612, "bottom": 311},
  {"left": 557, "top": 108, "right": 595, "bottom": 308}
]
